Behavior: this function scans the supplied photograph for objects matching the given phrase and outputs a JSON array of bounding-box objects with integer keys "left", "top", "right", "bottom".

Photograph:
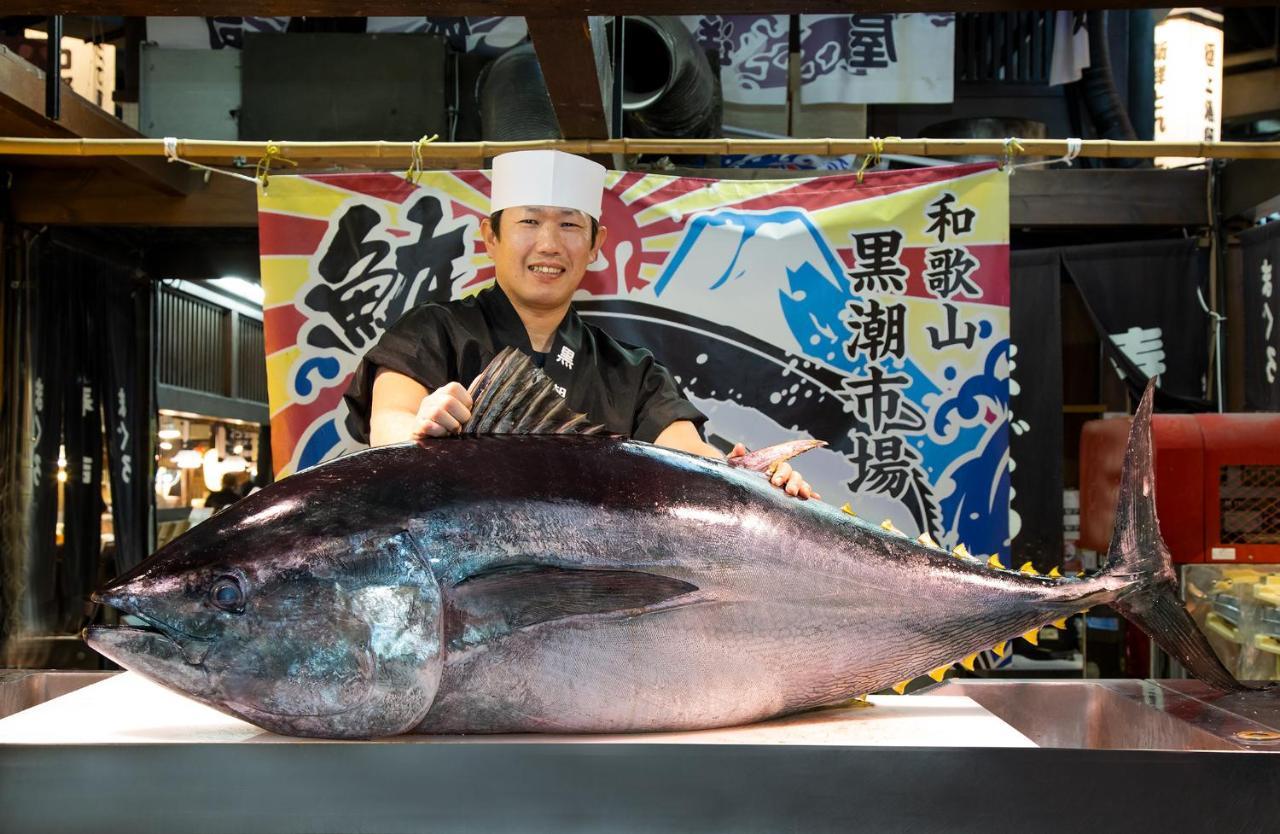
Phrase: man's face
[{"left": 481, "top": 206, "right": 607, "bottom": 313}]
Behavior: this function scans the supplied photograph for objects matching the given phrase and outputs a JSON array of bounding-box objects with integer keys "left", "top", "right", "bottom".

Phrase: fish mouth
[{"left": 86, "top": 591, "right": 214, "bottom": 666}]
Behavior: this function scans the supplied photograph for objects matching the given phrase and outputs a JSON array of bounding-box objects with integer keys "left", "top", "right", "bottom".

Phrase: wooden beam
[
  {"left": 1010, "top": 168, "right": 1208, "bottom": 227},
  {"left": 6, "top": 0, "right": 1277, "bottom": 15},
  {"left": 1224, "top": 66, "right": 1280, "bottom": 123},
  {"left": 10, "top": 165, "right": 1212, "bottom": 229},
  {"left": 527, "top": 17, "right": 611, "bottom": 141},
  {"left": 0, "top": 45, "right": 194, "bottom": 195},
  {"left": 1221, "top": 158, "right": 1280, "bottom": 218},
  {"left": 8, "top": 167, "right": 255, "bottom": 226}
]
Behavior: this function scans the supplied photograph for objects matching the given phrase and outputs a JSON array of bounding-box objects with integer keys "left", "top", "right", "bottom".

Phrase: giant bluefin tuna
[{"left": 85, "top": 349, "right": 1262, "bottom": 738}]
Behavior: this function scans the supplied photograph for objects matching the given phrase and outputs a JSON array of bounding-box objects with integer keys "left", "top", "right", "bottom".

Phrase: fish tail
[{"left": 1102, "top": 382, "right": 1264, "bottom": 692}]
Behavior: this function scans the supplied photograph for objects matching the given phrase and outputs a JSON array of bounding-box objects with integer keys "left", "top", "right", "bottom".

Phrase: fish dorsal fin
[
  {"left": 446, "top": 564, "right": 698, "bottom": 650},
  {"left": 463, "top": 347, "right": 608, "bottom": 436},
  {"left": 728, "top": 439, "right": 827, "bottom": 473}
]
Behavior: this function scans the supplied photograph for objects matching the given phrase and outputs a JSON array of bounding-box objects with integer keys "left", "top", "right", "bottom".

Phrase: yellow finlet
[
  {"left": 880, "top": 518, "right": 905, "bottom": 536},
  {"left": 992, "top": 641, "right": 1008, "bottom": 657},
  {"left": 953, "top": 543, "right": 972, "bottom": 560},
  {"left": 1048, "top": 567, "right": 1062, "bottom": 578},
  {"left": 1019, "top": 561, "right": 1039, "bottom": 576},
  {"left": 927, "top": 666, "right": 949, "bottom": 683},
  {"left": 961, "top": 653, "right": 978, "bottom": 671},
  {"left": 891, "top": 680, "right": 910, "bottom": 695},
  {"left": 840, "top": 503, "right": 856, "bottom": 516},
  {"left": 1022, "top": 628, "right": 1040, "bottom": 646},
  {"left": 1051, "top": 617, "right": 1069, "bottom": 629},
  {"left": 986, "top": 554, "right": 1004, "bottom": 570},
  {"left": 916, "top": 532, "right": 939, "bottom": 548}
]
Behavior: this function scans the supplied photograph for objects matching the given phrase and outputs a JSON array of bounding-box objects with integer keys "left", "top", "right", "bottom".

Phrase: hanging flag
[
  {"left": 1048, "top": 11, "right": 1090, "bottom": 86},
  {"left": 146, "top": 16, "right": 290, "bottom": 50},
  {"left": 799, "top": 13, "right": 955, "bottom": 104},
  {"left": 365, "top": 17, "right": 528, "bottom": 54},
  {"left": 1240, "top": 222, "right": 1280, "bottom": 410},
  {"left": 682, "top": 15, "right": 790, "bottom": 106},
  {"left": 1061, "top": 238, "right": 1211, "bottom": 410}
]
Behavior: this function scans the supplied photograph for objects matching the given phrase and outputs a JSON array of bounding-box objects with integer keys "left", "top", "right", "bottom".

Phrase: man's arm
[
  {"left": 369, "top": 368, "right": 473, "bottom": 445},
  {"left": 653, "top": 420, "right": 818, "bottom": 500}
]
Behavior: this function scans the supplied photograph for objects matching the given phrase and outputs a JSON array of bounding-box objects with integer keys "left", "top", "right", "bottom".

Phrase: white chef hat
[{"left": 489, "top": 150, "right": 606, "bottom": 219}]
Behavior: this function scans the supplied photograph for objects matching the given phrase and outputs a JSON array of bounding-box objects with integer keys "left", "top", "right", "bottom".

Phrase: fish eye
[{"left": 209, "top": 576, "right": 246, "bottom": 613}]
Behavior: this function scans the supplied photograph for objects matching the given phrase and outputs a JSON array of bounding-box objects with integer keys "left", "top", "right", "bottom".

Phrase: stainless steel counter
[{"left": 2, "top": 672, "right": 1278, "bottom": 834}]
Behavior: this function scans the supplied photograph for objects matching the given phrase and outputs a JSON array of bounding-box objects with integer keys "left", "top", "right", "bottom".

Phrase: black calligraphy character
[
  {"left": 926, "top": 303, "right": 978, "bottom": 350},
  {"left": 847, "top": 14, "right": 897, "bottom": 72},
  {"left": 925, "top": 193, "right": 976, "bottom": 243},
  {"left": 840, "top": 366, "right": 926, "bottom": 432},
  {"left": 848, "top": 434, "right": 918, "bottom": 498},
  {"left": 924, "top": 246, "right": 980, "bottom": 299},
  {"left": 843, "top": 298, "right": 906, "bottom": 362},
  {"left": 305, "top": 196, "right": 468, "bottom": 355},
  {"left": 848, "top": 230, "right": 908, "bottom": 294}
]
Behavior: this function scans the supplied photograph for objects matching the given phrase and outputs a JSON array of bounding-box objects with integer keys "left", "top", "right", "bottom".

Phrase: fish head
[{"left": 85, "top": 493, "right": 443, "bottom": 738}]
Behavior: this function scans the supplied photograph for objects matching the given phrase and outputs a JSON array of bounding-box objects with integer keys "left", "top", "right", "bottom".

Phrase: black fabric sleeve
[
  {"left": 342, "top": 305, "right": 454, "bottom": 444},
  {"left": 631, "top": 356, "right": 708, "bottom": 444}
]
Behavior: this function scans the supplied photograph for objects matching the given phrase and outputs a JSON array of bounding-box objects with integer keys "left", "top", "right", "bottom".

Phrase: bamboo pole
[{"left": 2, "top": 136, "right": 1280, "bottom": 162}]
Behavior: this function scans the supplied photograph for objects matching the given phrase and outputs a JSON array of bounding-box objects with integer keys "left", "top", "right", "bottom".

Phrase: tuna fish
[{"left": 85, "top": 349, "right": 1260, "bottom": 739}]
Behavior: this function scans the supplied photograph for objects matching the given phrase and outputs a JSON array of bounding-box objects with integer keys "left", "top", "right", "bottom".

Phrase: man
[{"left": 344, "top": 150, "right": 815, "bottom": 499}]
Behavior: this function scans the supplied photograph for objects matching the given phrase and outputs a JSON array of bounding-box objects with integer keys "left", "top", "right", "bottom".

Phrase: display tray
[{"left": 2, "top": 671, "right": 1278, "bottom": 833}]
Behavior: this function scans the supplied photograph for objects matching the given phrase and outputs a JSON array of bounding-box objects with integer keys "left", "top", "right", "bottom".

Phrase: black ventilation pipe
[
  {"left": 1079, "top": 10, "right": 1144, "bottom": 167},
  {"left": 614, "top": 16, "right": 720, "bottom": 139},
  {"left": 478, "top": 43, "right": 561, "bottom": 141}
]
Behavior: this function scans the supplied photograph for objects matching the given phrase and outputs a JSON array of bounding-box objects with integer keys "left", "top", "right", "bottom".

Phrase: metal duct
[
  {"left": 1079, "top": 10, "right": 1144, "bottom": 167},
  {"left": 616, "top": 16, "right": 720, "bottom": 139},
  {"left": 478, "top": 43, "right": 561, "bottom": 141}
]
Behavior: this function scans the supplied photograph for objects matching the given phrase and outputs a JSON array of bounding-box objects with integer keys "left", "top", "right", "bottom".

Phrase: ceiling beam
[
  {"left": 0, "top": 45, "right": 194, "bottom": 195},
  {"left": 4, "top": 1, "right": 1275, "bottom": 15},
  {"left": 527, "top": 16, "right": 611, "bottom": 146},
  {"left": 8, "top": 166, "right": 252, "bottom": 226}
]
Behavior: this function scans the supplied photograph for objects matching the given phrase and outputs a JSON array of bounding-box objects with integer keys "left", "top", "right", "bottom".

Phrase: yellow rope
[
  {"left": 856, "top": 137, "right": 885, "bottom": 184},
  {"left": 254, "top": 142, "right": 298, "bottom": 191},
  {"left": 1001, "top": 137, "right": 1027, "bottom": 171},
  {"left": 404, "top": 134, "right": 439, "bottom": 184}
]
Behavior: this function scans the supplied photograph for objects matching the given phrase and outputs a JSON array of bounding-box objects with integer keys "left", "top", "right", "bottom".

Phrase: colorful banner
[
  {"left": 681, "top": 15, "right": 789, "bottom": 106},
  {"left": 258, "top": 163, "right": 1012, "bottom": 557}
]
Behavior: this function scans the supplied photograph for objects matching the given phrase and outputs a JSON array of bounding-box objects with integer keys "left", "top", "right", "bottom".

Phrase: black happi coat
[{"left": 344, "top": 284, "right": 706, "bottom": 443}]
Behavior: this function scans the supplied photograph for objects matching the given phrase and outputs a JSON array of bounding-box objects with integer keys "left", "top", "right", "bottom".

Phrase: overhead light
[
  {"left": 159, "top": 441, "right": 173, "bottom": 451},
  {"left": 233, "top": 444, "right": 244, "bottom": 455},
  {"left": 210, "top": 276, "right": 265, "bottom": 306},
  {"left": 159, "top": 427, "right": 182, "bottom": 440},
  {"left": 173, "top": 449, "right": 203, "bottom": 469}
]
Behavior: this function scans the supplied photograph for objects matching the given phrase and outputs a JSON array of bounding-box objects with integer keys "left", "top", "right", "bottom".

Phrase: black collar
[{"left": 477, "top": 282, "right": 584, "bottom": 355}]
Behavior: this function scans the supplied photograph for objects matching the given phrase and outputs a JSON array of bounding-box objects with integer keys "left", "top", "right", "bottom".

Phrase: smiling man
[{"left": 344, "top": 150, "right": 815, "bottom": 499}]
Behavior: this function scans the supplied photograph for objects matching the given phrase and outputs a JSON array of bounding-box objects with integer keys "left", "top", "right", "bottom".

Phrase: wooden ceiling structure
[{"left": 0, "top": 0, "right": 1276, "bottom": 228}]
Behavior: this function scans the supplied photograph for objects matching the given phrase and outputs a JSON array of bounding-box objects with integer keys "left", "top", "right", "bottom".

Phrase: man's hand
[
  {"left": 413, "top": 382, "right": 474, "bottom": 440},
  {"left": 727, "top": 443, "right": 819, "bottom": 500}
]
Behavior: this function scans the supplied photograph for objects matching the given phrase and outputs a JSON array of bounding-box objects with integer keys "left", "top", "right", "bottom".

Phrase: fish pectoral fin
[
  {"left": 448, "top": 564, "right": 699, "bottom": 647},
  {"left": 726, "top": 439, "right": 827, "bottom": 473},
  {"left": 463, "top": 347, "right": 610, "bottom": 436}
]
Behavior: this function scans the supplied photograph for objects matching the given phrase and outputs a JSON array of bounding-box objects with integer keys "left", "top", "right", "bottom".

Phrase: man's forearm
[{"left": 369, "top": 409, "right": 420, "bottom": 447}]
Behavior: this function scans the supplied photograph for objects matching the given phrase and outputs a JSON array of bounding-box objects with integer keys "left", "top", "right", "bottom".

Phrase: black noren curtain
[
  {"left": 1009, "top": 249, "right": 1064, "bottom": 572},
  {"left": 1061, "top": 238, "right": 1212, "bottom": 412},
  {"left": 57, "top": 259, "right": 104, "bottom": 633},
  {"left": 99, "top": 278, "right": 153, "bottom": 573},
  {"left": 26, "top": 243, "right": 63, "bottom": 634},
  {"left": 1239, "top": 222, "right": 1280, "bottom": 411}
]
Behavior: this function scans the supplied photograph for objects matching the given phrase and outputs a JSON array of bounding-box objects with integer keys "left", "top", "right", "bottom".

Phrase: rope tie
[
  {"left": 856, "top": 137, "right": 885, "bottom": 184},
  {"left": 159, "top": 135, "right": 259, "bottom": 186},
  {"left": 404, "top": 134, "right": 439, "bottom": 184},
  {"left": 1001, "top": 137, "right": 1026, "bottom": 173},
  {"left": 255, "top": 142, "right": 298, "bottom": 193},
  {"left": 1013, "top": 137, "right": 1083, "bottom": 171}
]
